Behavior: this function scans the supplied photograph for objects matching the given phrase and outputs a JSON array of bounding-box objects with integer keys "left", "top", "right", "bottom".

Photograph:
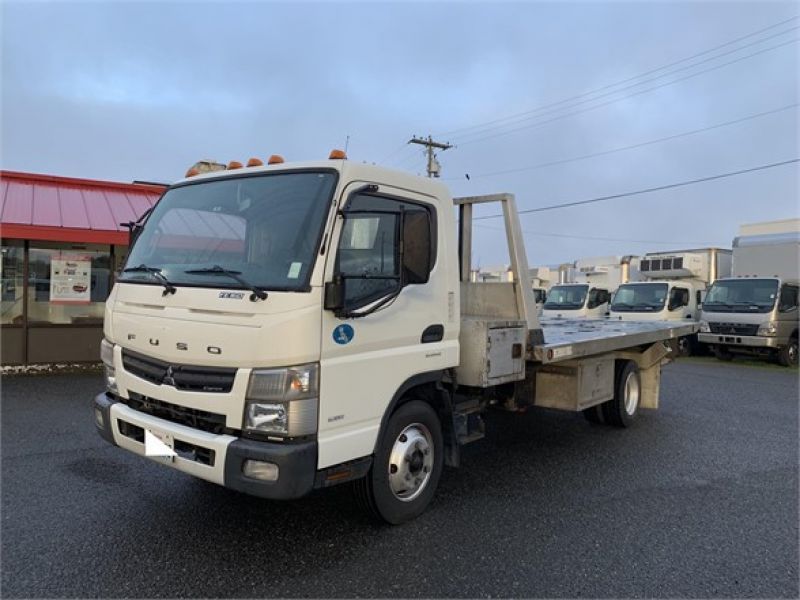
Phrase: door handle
[{"left": 421, "top": 324, "right": 444, "bottom": 344}]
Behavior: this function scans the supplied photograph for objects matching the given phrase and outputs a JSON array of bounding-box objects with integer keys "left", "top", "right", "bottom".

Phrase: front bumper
[
  {"left": 698, "top": 333, "right": 780, "bottom": 349},
  {"left": 94, "top": 393, "right": 316, "bottom": 500}
]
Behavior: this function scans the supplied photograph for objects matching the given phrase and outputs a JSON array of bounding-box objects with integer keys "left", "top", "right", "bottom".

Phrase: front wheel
[
  {"left": 714, "top": 346, "right": 734, "bottom": 362},
  {"left": 778, "top": 336, "right": 799, "bottom": 368},
  {"left": 676, "top": 335, "right": 693, "bottom": 357},
  {"left": 355, "top": 400, "right": 444, "bottom": 524}
]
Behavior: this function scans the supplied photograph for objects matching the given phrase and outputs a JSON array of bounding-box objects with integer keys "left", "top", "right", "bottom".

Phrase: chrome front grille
[{"left": 708, "top": 322, "right": 759, "bottom": 336}]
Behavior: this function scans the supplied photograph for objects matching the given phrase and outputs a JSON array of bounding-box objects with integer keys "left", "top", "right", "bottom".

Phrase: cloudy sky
[{"left": 2, "top": 1, "right": 798, "bottom": 268}]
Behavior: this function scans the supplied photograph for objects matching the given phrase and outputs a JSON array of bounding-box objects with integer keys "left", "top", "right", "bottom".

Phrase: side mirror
[
  {"left": 402, "top": 210, "right": 431, "bottom": 285},
  {"left": 121, "top": 208, "right": 152, "bottom": 250},
  {"left": 324, "top": 277, "right": 345, "bottom": 314}
]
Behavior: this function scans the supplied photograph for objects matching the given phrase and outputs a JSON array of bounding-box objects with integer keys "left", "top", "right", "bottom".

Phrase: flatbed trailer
[{"left": 536, "top": 318, "right": 698, "bottom": 363}]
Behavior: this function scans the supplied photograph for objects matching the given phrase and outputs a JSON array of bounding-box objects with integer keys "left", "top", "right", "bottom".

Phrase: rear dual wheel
[{"left": 583, "top": 360, "right": 640, "bottom": 427}]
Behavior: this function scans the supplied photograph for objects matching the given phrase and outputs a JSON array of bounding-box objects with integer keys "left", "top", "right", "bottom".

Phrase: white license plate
[{"left": 145, "top": 428, "right": 176, "bottom": 463}]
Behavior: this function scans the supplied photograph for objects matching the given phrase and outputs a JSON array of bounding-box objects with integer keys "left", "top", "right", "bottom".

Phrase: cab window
[
  {"left": 668, "top": 287, "right": 690, "bottom": 310},
  {"left": 335, "top": 193, "right": 435, "bottom": 310},
  {"left": 779, "top": 284, "right": 799, "bottom": 312}
]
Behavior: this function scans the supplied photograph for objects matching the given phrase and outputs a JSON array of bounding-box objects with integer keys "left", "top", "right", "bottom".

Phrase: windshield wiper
[
  {"left": 184, "top": 266, "right": 268, "bottom": 301},
  {"left": 122, "top": 264, "right": 176, "bottom": 296}
]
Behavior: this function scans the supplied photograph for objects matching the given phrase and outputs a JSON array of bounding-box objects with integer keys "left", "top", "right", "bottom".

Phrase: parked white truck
[
  {"left": 94, "top": 154, "right": 696, "bottom": 523},
  {"left": 529, "top": 265, "right": 552, "bottom": 315},
  {"left": 607, "top": 248, "right": 731, "bottom": 355},
  {"left": 542, "top": 256, "right": 636, "bottom": 320},
  {"left": 699, "top": 219, "right": 799, "bottom": 366}
]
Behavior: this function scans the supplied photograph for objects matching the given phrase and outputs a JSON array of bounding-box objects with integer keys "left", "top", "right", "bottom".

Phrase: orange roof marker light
[
  {"left": 247, "top": 157, "right": 264, "bottom": 167},
  {"left": 227, "top": 160, "right": 244, "bottom": 170},
  {"left": 185, "top": 167, "right": 200, "bottom": 178},
  {"left": 267, "top": 155, "right": 285, "bottom": 165},
  {"left": 329, "top": 149, "right": 347, "bottom": 160}
]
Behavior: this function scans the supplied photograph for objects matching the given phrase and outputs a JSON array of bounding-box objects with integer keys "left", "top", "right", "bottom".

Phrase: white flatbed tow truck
[{"left": 94, "top": 154, "right": 696, "bottom": 523}]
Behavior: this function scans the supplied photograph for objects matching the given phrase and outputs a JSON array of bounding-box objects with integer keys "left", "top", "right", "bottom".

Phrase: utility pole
[{"left": 408, "top": 135, "right": 453, "bottom": 178}]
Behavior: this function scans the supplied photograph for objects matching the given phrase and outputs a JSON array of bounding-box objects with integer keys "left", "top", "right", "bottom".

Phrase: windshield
[
  {"left": 543, "top": 285, "right": 588, "bottom": 310},
  {"left": 610, "top": 283, "right": 668, "bottom": 312},
  {"left": 120, "top": 172, "right": 337, "bottom": 292},
  {"left": 702, "top": 278, "right": 779, "bottom": 313}
]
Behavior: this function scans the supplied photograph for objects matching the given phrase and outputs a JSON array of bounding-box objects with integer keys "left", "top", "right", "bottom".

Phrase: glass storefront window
[
  {"left": 1, "top": 242, "right": 25, "bottom": 325},
  {"left": 27, "top": 242, "right": 111, "bottom": 324},
  {"left": 113, "top": 245, "right": 129, "bottom": 280}
]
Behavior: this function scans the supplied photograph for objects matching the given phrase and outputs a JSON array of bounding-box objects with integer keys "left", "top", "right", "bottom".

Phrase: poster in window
[{"left": 50, "top": 254, "right": 91, "bottom": 303}]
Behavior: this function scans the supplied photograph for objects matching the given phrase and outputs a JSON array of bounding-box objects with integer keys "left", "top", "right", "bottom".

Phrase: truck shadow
[{"left": 77, "top": 407, "right": 673, "bottom": 596}]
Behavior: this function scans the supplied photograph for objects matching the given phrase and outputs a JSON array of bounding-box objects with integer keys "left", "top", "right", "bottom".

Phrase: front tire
[
  {"left": 713, "top": 346, "right": 734, "bottom": 362},
  {"left": 778, "top": 336, "right": 798, "bottom": 368},
  {"left": 601, "top": 361, "right": 641, "bottom": 428},
  {"left": 355, "top": 400, "right": 444, "bottom": 524},
  {"left": 677, "top": 335, "right": 694, "bottom": 357}
]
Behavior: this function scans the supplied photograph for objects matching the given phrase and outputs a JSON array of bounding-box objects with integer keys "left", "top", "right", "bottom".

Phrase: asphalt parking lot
[{"left": 2, "top": 359, "right": 798, "bottom": 598}]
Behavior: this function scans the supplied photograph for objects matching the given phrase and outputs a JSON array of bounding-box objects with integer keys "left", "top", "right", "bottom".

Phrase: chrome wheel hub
[
  {"left": 388, "top": 423, "right": 434, "bottom": 502},
  {"left": 623, "top": 372, "right": 640, "bottom": 416}
]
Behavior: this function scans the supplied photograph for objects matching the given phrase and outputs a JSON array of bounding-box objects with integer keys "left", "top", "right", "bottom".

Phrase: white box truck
[
  {"left": 607, "top": 248, "right": 731, "bottom": 355},
  {"left": 699, "top": 219, "right": 799, "bottom": 366},
  {"left": 94, "top": 154, "right": 696, "bottom": 523}
]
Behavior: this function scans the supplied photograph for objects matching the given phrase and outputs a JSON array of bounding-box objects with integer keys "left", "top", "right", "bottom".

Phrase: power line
[
  {"left": 454, "top": 37, "right": 799, "bottom": 147},
  {"left": 451, "top": 28, "right": 797, "bottom": 145},
  {"left": 448, "top": 103, "right": 798, "bottom": 180},
  {"left": 435, "top": 15, "right": 799, "bottom": 140},
  {"left": 473, "top": 158, "right": 800, "bottom": 220}
]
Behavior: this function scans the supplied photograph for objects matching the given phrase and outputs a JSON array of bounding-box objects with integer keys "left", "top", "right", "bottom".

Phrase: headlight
[
  {"left": 757, "top": 321, "right": 778, "bottom": 336},
  {"left": 100, "top": 338, "right": 117, "bottom": 393},
  {"left": 698, "top": 320, "right": 710, "bottom": 333},
  {"left": 244, "top": 363, "right": 318, "bottom": 437}
]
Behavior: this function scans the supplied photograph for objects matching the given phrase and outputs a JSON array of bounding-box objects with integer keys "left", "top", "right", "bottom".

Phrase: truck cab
[
  {"left": 699, "top": 277, "right": 799, "bottom": 366},
  {"left": 697, "top": 223, "right": 798, "bottom": 366},
  {"left": 541, "top": 283, "right": 610, "bottom": 319}
]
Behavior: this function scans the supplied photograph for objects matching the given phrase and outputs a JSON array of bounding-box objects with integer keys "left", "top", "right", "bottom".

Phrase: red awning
[{"left": 0, "top": 171, "right": 166, "bottom": 245}]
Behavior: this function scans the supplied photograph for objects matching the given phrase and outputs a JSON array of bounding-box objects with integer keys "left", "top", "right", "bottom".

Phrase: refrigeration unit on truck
[
  {"left": 699, "top": 218, "right": 799, "bottom": 367},
  {"left": 607, "top": 248, "right": 731, "bottom": 355},
  {"left": 576, "top": 255, "right": 639, "bottom": 291},
  {"left": 94, "top": 152, "right": 696, "bottom": 524}
]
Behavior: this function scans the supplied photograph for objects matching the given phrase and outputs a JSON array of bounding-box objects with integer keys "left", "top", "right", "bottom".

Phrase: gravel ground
[{"left": 2, "top": 359, "right": 797, "bottom": 598}]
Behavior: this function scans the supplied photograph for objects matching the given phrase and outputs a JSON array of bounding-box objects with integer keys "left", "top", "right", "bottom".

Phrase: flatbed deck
[{"left": 534, "top": 318, "right": 698, "bottom": 363}]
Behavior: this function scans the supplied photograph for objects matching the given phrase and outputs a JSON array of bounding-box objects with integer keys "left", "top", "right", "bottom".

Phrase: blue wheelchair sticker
[{"left": 333, "top": 324, "right": 354, "bottom": 345}]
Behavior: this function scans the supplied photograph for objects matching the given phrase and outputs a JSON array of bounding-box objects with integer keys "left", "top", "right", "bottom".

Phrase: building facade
[{"left": 0, "top": 171, "right": 164, "bottom": 364}]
